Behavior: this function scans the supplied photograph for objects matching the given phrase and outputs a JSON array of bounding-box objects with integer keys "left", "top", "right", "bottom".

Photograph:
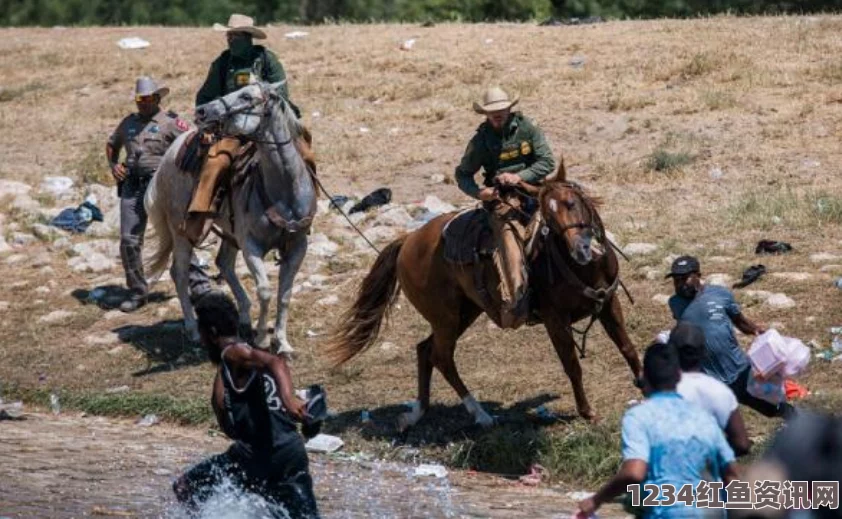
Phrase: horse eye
[
  {"left": 564, "top": 200, "right": 575, "bottom": 209},
  {"left": 241, "top": 94, "right": 252, "bottom": 102}
]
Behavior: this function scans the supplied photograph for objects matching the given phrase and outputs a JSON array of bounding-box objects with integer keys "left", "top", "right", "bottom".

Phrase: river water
[{"left": 0, "top": 412, "right": 592, "bottom": 518}]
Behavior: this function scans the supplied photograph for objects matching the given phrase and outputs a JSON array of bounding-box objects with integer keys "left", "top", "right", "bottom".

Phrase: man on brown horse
[
  {"left": 181, "top": 14, "right": 311, "bottom": 245},
  {"left": 455, "top": 87, "right": 555, "bottom": 328}
]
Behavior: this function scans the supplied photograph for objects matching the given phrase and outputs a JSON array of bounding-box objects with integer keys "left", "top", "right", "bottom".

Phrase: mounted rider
[
  {"left": 182, "top": 14, "right": 307, "bottom": 245},
  {"left": 454, "top": 87, "right": 555, "bottom": 328}
]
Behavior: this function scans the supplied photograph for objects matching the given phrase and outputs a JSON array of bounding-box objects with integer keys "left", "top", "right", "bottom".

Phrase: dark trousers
[
  {"left": 728, "top": 366, "right": 795, "bottom": 419},
  {"left": 119, "top": 176, "right": 212, "bottom": 300},
  {"left": 175, "top": 439, "right": 319, "bottom": 518}
]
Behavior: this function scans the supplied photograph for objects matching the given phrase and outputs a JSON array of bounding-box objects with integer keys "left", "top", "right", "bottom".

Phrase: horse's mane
[{"left": 539, "top": 180, "right": 603, "bottom": 213}]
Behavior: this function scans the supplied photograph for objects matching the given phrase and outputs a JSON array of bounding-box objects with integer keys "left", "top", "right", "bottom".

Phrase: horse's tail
[
  {"left": 325, "top": 236, "right": 406, "bottom": 366},
  {"left": 143, "top": 164, "right": 174, "bottom": 281}
]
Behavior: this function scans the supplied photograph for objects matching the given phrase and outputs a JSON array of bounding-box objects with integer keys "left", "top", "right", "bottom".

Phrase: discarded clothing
[
  {"left": 349, "top": 188, "right": 391, "bottom": 214},
  {"left": 49, "top": 201, "right": 104, "bottom": 233},
  {"left": 785, "top": 380, "right": 809, "bottom": 401},
  {"left": 732, "top": 264, "right": 766, "bottom": 289},
  {"left": 755, "top": 240, "right": 793, "bottom": 255}
]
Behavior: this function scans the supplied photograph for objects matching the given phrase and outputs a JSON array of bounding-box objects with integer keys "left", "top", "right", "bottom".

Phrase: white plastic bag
[
  {"left": 746, "top": 370, "right": 786, "bottom": 405},
  {"left": 748, "top": 329, "right": 810, "bottom": 378}
]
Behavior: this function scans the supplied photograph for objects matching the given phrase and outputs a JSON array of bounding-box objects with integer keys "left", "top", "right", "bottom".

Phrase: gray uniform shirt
[{"left": 108, "top": 109, "right": 189, "bottom": 176}]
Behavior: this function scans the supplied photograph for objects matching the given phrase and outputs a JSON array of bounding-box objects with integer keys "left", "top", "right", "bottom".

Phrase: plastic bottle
[{"left": 49, "top": 393, "right": 60, "bottom": 415}]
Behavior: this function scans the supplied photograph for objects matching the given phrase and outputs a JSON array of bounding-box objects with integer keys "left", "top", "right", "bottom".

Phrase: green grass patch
[
  {"left": 726, "top": 189, "right": 842, "bottom": 230},
  {"left": 448, "top": 423, "right": 542, "bottom": 475},
  {"left": 6, "top": 385, "right": 212, "bottom": 426},
  {"left": 0, "top": 82, "right": 45, "bottom": 103},
  {"left": 539, "top": 417, "right": 622, "bottom": 485},
  {"left": 645, "top": 148, "right": 694, "bottom": 173}
]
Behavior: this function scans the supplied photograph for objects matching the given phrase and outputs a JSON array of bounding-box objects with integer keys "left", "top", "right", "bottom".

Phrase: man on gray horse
[
  {"left": 183, "top": 14, "right": 309, "bottom": 246},
  {"left": 454, "top": 87, "right": 555, "bottom": 328},
  {"left": 106, "top": 77, "right": 210, "bottom": 312}
]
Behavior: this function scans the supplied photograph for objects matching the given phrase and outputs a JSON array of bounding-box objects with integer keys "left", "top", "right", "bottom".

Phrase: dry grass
[{"left": 1, "top": 17, "right": 842, "bottom": 484}]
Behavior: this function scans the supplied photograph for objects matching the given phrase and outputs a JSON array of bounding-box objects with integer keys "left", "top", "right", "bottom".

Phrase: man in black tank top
[{"left": 173, "top": 292, "right": 321, "bottom": 518}]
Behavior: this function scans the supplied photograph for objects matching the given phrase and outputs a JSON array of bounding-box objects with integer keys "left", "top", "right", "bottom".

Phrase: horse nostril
[{"left": 196, "top": 107, "right": 206, "bottom": 120}]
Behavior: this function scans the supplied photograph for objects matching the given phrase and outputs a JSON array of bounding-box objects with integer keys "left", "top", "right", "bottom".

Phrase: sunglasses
[{"left": 135, "top": 95, "right": 157, "bottom": 103}]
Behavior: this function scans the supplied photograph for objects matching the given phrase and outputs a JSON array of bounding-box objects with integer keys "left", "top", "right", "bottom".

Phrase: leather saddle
[{"left": 442, "top": 208, "right": 496, "bottom": 265}]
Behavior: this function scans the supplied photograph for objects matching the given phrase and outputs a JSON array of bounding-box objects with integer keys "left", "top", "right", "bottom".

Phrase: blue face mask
[{"left": 229, "top": 35, "right": 253, "bottom": 58}]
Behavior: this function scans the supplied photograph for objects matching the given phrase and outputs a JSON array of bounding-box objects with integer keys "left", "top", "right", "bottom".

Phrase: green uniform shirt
[
  {"left": 454, "top": 112, "right": 555, "bottom": 199},
  {"left": 195, "top": 45, "right": 290, "bottom": 107},
  {"left": 108, "top": 109, "right": 190, "bottom": 176}
]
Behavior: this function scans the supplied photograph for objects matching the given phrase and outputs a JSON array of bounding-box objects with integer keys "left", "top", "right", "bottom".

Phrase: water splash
[{"left": 162, "top": 472, "right": 291, "bottom": 519}]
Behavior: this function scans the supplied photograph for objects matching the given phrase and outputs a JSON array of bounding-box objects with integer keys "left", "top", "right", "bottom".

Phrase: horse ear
[{"left": 555, "top": 155, "right": 567, "bottom": 183}]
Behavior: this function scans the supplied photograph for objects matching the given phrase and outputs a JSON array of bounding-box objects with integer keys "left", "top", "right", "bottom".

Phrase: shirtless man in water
[{"left": 172, "top": 291, "right": 320, "bottom": 517}]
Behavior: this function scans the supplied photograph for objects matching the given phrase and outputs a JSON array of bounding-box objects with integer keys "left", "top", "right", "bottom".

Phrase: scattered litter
[
  {"left": 656, "top": 330, "right": 671, "bottom": 344},
  {"left": 414, "top": 463, "right": 448, "bottom": 478},
  {"left": 627, "top": 399, "right": 640, "bottom": 407},
  {"left": 801, "top": 159, "right": 820, "bottom": 168},
  {"left": 350, "top": 188, "right": 392, "bottom": 214},
  {"left": 567, "top": 491, "right": 595, "bottom": 501},
  {"left": 816, "top": 350, "right": 836, "bottom": 361},
  {"left": 358, "top": 126, "right": 370, "bottom": 133},
  {"left": 785, "top": 380, "right": 809, "bottom": 401},
  {"left": 305, "top": 329, "right": 322, "bottom": 338},
  {"left": 50, "top": 393, "right": 60, "bottom": 415},
  {"left": 540, "top": 16, "right": 604, "bottom": 26},
  {"left": 284, "top": 31, "right": 309, "bottom": 39},
  {"left": 569, "top": 56, "right": 586, "bottom": 68},
  {"left": 117, "top": 37, "right": 150, "bottom": 50},
  {"left": 311, "top": 111, "right": 321, "bottom": 118},
  {"left": 835, "top": 278, "right": 842, "bottom": 290},
  {"left": 755, "top": 240, "right": 792, "bottom": 255},
  {"left": 429, "top": 173, "right": 446, "bottom": 184},
  {"left": 733, "top": 264, "right": 766, "bottom": 289},
  {"left": 136, "top": 414, "right": 160, "bottom": 427},
  {"left": 518, "top": 463, "right": 546, "bottom": 486},
  {"left": 305, "top": 433, "right": 344, "bottom": 453},
  {"left": 0, "top": 401, "right": 24, "bottom": 420},
  {"left": 484, "top": 38, "right": 494, "bottom": 44},
  {"left": 709, "top": 167, "right": 724, "bottom": 180},
  {"left": 49, "top": 200, "right": 104, "bottom": 233},
  {"left": 399, "top": 39, "right": 416, "bottom": 51},
  {"left": 152, "top": 468, "right": 172, "bottom": 476},
  {"left": 105, "top": 385, "right": 131, "bottom": 394},
  {"left": 361, "top": 410, "right": 371, "bottom": 423}
]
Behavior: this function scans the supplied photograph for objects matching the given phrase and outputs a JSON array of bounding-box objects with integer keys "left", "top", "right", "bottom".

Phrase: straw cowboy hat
[
  {"left": 473, "top": 86, "right": 519, "bottom": 114},
  {"left": 213, "top": 14, "right": 267, "bottom": 39},
  {"left": 135, "top": 76, "right": 169, "bottom": 99}
]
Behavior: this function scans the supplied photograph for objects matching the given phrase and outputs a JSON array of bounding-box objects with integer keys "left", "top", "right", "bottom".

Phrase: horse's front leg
[
  {"left": 272, "top": 233, "right": 307, "bottom": 356},
  {"left": 171, "top": 238, "right": 200, "bottom": 343},
  {"left": 544, "top": 315, "right": 596, "bottom": 421},
  {"left": 599, "top": 295, "right": 643, "bottom": 386},
  {"left": 242, "top": 238, "right": 272, "bottom": 350}
]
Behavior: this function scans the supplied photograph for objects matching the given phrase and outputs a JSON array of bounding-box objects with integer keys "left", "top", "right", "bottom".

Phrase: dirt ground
[{"left": 1, "top": 16, "right": 842, "bottom": 493}]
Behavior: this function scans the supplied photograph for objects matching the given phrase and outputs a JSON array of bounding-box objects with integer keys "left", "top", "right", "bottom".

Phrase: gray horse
[{"left": 144, "top": 82, "right": 316, "bottom": 354}]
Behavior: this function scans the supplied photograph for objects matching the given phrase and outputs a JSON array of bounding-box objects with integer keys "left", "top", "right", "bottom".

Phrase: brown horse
[{"left": 326, "top": 164, "right": 643, "bottom": 430}]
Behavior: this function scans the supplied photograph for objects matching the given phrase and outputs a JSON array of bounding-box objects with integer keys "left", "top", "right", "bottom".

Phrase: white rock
[
  {"left": 308, "top": 274, "right": 329, "bottom": 286},
  {"left": 35, "top": 286, "right": 50, "bottom": 294},
  {"left": 641, "top": 267, "right": 661, "bottom": 281},
  {"left": 308, "top": 233, "right": 339, "bottom": 257},
  {"left": 0, "top": 235, "right": 10, "bottom": 253},
  {"left": 31, "top": 253, "right": 52, "bottom": 268},
  {"left": 108, "top": 345, "right": 124, "bottom": 355},
  {"left": 811, "top": 253, "right": 841, "bottom": 263},
  {"left": 103, "top": 310, "right": 124, "bottom": 320},
  {"left": 305, "top": 433, "right": 344, "bottom": 453},
  {"left": 11, "top": 232, "right": 36, "bottom": 246},
  {"left": 68, "top": 253, "right": 115, "bottom": 273},
  {"left": 429, "top": 173, "right": 446, "bottom": 184},
  {"left": 707, "top": 256, "right": 734, "bottom": 263},
  {"left": 85, "top": 333, "right": 119, "bottom": 346},
  {"left": 0, "top": 179, "right": 32, "bottom": 198},
  {"left": 4, "top": 254, "right": 27, "bottom": 265},
  {"left": 770, "top": 272, "right": 813, "bottom": 282},
  {"left": 765, "top": 293, "right": 795, "bottom": 309},
  {"left": 39, "top": 176, "right": 75, "bottom": 199},
  {"left": 744, "top": 290, "right": 773, "bottom": 302},
  {"left": 380, "top": 341, "right": 396, "bottom": 352},
  {"left": 820, "top": 264, "right": 842, "bottom": 273},
  {"left": 373, "top": 205, "right": 413, "bottom": 228},
  {"left": 705, "top": 273, "right": 733, "bottom": 287},
  {"left": 316, "top": 295, "right": 339, "bottom": 306},
  {"left": 32, "top": 223, "right": 67, "bottom": 241},
  {"left": 652, "top": 294, "right": 671, "bottom": 305},
  {"left": 71, "top": 239, "right": 120, "bottom": 258},
  {"left": 50, "top": 237, "right": 71, "bottom": 251},
  {"left": 38, "top": 310, "right": 75, "bottom": 323},
  {"left": 11, "top": 194, "right": 40, "bottom": 214},
  {"left": 624, "top": 242, "right": 658, "bottom": 256},
  {"left": 422, "top": 195, "right": 456, "bottom": 215}
]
